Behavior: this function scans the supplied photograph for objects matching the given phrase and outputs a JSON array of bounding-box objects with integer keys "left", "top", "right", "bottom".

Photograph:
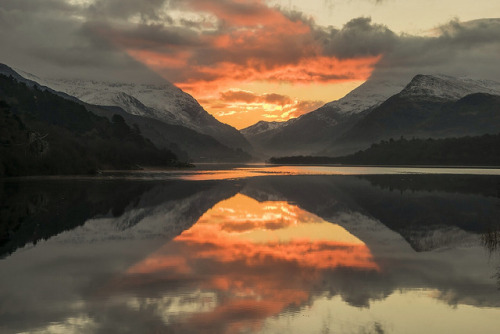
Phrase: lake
[{"left": 1, "top": 165, "right": 500, "bottom": 333}]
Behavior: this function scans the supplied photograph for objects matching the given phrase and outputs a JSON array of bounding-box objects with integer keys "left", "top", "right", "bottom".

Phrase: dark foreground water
[{"left": 2, "top": 166, "right": 500, "bottom": 333}]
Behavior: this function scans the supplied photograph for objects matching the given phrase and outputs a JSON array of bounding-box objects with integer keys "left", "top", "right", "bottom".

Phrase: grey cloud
[
  {"left": 315, "top": 17, "right": 398, "bottom": 58},
  {"left": 0, "top": 0, "right": 76, "bottom": 13},
  {"left": 1, "top": 0, "right": 499, "bottom": 87},
  {"left": 370, "top": 18, "right": 500, "bottom": 83},
  {"left": 0, "top": 0, "right": 166, "bottom": 83},
  {"left": 87, "top": 0, "right": 168, "bottom": 20}
]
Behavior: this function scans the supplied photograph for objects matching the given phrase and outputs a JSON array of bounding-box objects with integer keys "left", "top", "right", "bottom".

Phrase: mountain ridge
[
  {"left": 242, "top": 73, "right": 500, "bottom": 157},
  {"left": 0, "top": 63, "right": 252, "bottom": 162},
  {"left": 16, "top": 72, "right": 252, "bottom": 152}
]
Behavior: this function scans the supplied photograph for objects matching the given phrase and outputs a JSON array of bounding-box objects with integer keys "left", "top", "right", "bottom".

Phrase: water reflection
[
  {"left": 1, "top": 173, "right": 500, "bottom": 333},
  {"left": 110, "top": 194, "right": 379, "bottom": 332}
]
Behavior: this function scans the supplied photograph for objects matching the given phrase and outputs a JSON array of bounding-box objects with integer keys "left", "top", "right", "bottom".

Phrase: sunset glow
[{"left": 93, "top": 0, "right": 384, "bottom": 128}]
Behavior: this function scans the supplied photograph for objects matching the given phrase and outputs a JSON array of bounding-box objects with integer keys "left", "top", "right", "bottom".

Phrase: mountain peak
[
  {"left": 323, "top": 78, "right": 406, "bottom": 115},
  {"left": 399, "top": 74, "right": 500, "bottom": 100},
  {"left": 240, "top": 120, "right": 285, "bottom": 137}
]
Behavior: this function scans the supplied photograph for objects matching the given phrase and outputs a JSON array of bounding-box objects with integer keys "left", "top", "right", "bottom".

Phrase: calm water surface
[{"left": 1, "top": 166, "right": 500, "bottom": 333}]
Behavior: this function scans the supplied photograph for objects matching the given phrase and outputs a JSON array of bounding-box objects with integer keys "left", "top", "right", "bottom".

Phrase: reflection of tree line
[
  {"left": 0, "top": 179, "right": 241, "bottom": 258},
  {"left": 242, "top": 174, "right": 500, "bottom": 252},
  {"left": 359, "top": 174, "right": 500, "bottom": 199},
  {"left": 481, "top": 222, "right": 500, "bottom": 288},
  {"left": 4, "top": 174, "right": 500, "bottom": 258},
  {"left": 0, "top": 180, "right": 154, "bottom": 257},
  {"left": 482, "top": 226, "right": 500, "bottom": 254}
]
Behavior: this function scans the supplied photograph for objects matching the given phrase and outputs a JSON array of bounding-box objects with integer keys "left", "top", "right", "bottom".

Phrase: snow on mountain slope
[
  {"left": 399, "top": 74, "right": 500, "bottom": 100},
  {"left": 13, "top": 69, "right": 251, "bottom": 150},
  {"left": 240, "top": 120, "right": 286, "bottom": 137},
  {"left": 242, "top": 78, "right": 406, "bottom": 138},
  {"left": 243, "top": 74, "right": 500, "bottom": 138},
  {"left": 323, "top": 79, "right": 406, "bottom": 115}
]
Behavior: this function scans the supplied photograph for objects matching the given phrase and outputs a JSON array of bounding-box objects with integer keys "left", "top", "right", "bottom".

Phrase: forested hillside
[
  {"left": 0, "top": 74, "right": 188, "bottom": 176},
  {"left": 269, "top": 134, "right": 500, "bottom": 166}
]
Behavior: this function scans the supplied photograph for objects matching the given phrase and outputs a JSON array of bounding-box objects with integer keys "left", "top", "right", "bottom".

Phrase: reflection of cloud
[
  {"left": 3, "top": 177, "right": 500, "bottom": 333},
  {"left": 115, "top": 194, "right": 378, "bottom": 332}
]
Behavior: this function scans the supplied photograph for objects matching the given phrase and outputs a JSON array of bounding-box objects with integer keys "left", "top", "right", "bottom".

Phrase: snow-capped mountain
[
  {"left": 324, "top": 78, "right": 407, "bottom": 115},
  {"left": 240, "top": 120, "right": 286, "bottom": 137},
  {"left": 242, "top": 73, "right": 500, "bottom": 157},
  {"left": 241, "top": 78, "right": 404, "bottom": 142},
  {"left": 240, "top": 78, "right": 406, "bottom": 156},
  {"left": 399, "top": 74, "right": 500, "bottom": 100},
  {"left": 329, "top": 74, "right": 500, "bottom": 153},
  {"left": 14, "top": 70, "right": 251, "bottom": 151}
]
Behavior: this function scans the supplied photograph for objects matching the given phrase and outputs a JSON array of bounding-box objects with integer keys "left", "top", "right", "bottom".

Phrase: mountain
[
  {"left": 86, "top": 105, "right": 251, "bottom": 162},
  {"left": 241, "top": 79, "right": 405, "bottom": 157},
  {"left": 0, "top": 64, "right": 252, "bottom": 162},
  {"left": 398, "top": 74, "right": 500, "bottom": 100},
  {"left": 240, "top": 120, "right": 285, "bottom": 137},
  {"left": 329, "top": 75, "right": 500, "bottom": 153},
  {"left": 242, "top": 74, "right": 500, "bottom": 157},
  {"left": 0, "top": 73, "right": 187, "bottom": 176},
  {"left": 17, "top": 72, "right": 252, "bottom": 152}
]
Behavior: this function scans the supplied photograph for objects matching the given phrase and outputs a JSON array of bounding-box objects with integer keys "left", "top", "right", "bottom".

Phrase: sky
[{"left": 1, "top": 1, "right": 500, "bottom": 129}]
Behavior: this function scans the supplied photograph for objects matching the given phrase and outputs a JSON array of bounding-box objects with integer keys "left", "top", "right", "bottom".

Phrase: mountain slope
[
  {"left": 88, "top": 105, "right": 251, "bottom": 162},
  {"left": 0, "top": 64, "right": 252, "bottom": 162},
  {"left": 241, "top": 79, "right": 405, "bottom": 157},
  {"left": 17, "top": 73, "right": 252, "bottom": 152},
  {"left": 0, "top": 74, "right": 185, "bottom": 176},
  {"left": 330, "top": 75, "right": 500, "bottom": 153},
  {"left": 243, "top": 73, "right": 500, "bottom": 157}
]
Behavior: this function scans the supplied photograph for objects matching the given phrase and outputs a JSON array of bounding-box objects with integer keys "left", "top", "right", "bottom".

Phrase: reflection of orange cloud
[{"left": 118, "top": 194, "right": 379, "bottom": 332}]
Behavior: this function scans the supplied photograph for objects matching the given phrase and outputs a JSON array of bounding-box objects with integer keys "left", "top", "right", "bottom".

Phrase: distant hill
[
  {"left": 269, "top": 133, "right": 500, "bottom": 166},
  {"left": 0, "top": 74, "right": 188, "bottom": 176}
]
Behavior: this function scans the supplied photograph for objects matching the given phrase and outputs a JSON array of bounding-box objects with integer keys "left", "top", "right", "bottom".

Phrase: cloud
[
  {"left": 220, "top": 90, "right": 293, "bottom": 105},
  {"left": 212, "top": 89, "right": 323, "bottom": 128},
  {"left": 0, "top": 0, "right": 167, "bottom": 83},
  {"left": 87, "top": 0, "right": 168, "bottom": 20},
  {"left": 84, "top": 0, "right": 382, "bottom": 93},
  {"left": 1, "top": 0, "right": 500, "bottom": 129},
  {"left": 316, "top": 17, "right": 398, "bottom": 59},
  {"left": 369, "top": 18, "right": 500, "bottom": 83}
]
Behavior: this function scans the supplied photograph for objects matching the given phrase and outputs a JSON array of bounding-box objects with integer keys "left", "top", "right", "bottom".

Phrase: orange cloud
[
  {"left": 91, "top": 0, "right": 383, "bottom": 128},
  {"left": 203, "top": 89, "right": 324, "bottom": 128}
]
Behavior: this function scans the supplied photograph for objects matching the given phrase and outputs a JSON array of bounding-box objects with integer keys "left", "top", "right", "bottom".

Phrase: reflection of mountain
[
  {"left": 2, "top": 174, "right": 500, "bottom": 333},
  {"left": 0, "top": 179, "right": 241, "bottom": 257},
  {"left": 96, "top": 193, "right": 380, "bottom": 333},
  {"left": 239, "top": 175, "right": 500, "bottom": 308},
  {"left": 242, "top": 175, "right": 500, "bottom": 251}
]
